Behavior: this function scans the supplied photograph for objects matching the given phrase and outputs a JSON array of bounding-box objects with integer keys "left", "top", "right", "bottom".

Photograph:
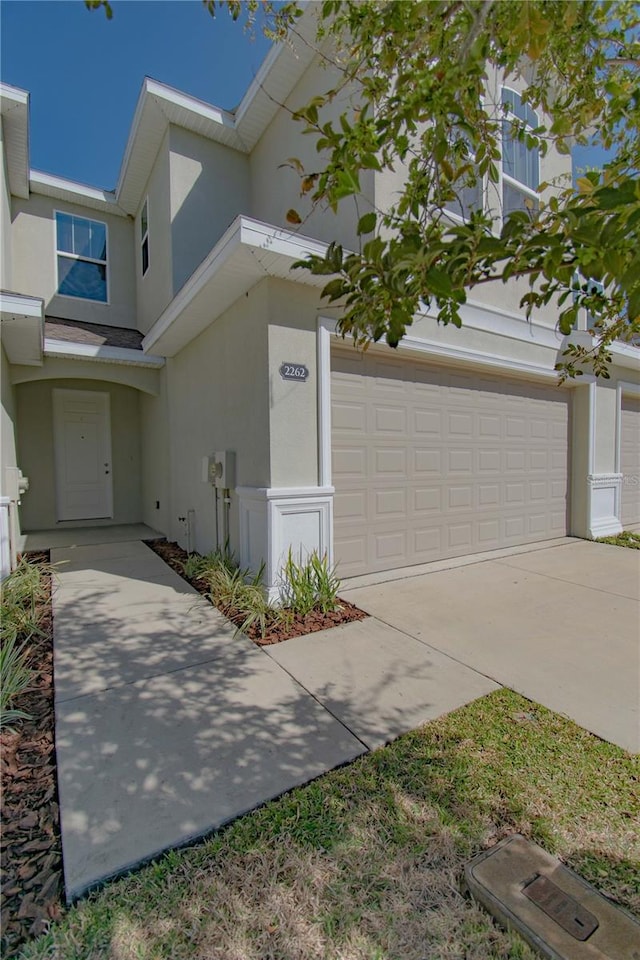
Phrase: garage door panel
[
  {"left": 332, "top": 350, "right": 569, "bottom": 577},
  {"left": 414, "top": 409, "right": 442, "bottom": 434},
  {"left": 374, "top": 488, "right": 407, "bottom": 518},
  {"left": 333, "top": 488, "right": 367, "bottom": 521},
  {"left": 373, "top": 404, "right": 408, "bottom": 435},
  {"left": 413, "top": 486, "right": 442, "bottom": 512},
  {"left": 332, "top": 400, "right": 366, "bottom": 433}
]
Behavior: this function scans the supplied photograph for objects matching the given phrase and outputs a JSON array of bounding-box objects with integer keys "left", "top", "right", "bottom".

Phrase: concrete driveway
[{"left": 342, "top": 539, "right": 640, "bottom": 754}]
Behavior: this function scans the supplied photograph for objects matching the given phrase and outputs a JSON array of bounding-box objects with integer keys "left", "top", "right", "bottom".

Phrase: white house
[{"left": 1, "top": 18, "right": 639, "bottom": 588}]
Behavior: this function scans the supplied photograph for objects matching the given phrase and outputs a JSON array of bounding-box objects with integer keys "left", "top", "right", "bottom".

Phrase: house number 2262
[{"left": 279, "top": 363, "right": 309, "bottom": 382}]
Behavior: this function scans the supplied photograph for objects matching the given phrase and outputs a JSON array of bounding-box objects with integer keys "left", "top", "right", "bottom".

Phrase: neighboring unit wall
[
  {"left": 570, "top": 362, "right": 640, "bottom": 539},
  {"left": 170, "top": 126, "right": 250, "bottom": 295},
  {"left": 11, "top": 194, "right": 136, "bottom": 328},
  {"left": 16, "top": 378, "right": 142, "bottom": 529},
  {"left": 135, "top": 129, "right": 173, "bottom": 336},
  {"left": 167, "top": 282, "right": 270, "bottom": 555},
  {"left": 0, "top": 117, "right": 12, "bottom": 289}
]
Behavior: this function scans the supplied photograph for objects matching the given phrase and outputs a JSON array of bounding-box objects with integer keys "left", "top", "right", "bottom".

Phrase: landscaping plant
[
  {"left": 281, "top": 549, "right": 342, "bottom": 616},
  {"left": 0, "top": 556, "right": 51, "bottom": 731}
]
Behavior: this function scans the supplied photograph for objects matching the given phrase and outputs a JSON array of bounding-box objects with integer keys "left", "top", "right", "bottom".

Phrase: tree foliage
[{"left": 87, "top": 0, "right": 639, "bottom": 377}]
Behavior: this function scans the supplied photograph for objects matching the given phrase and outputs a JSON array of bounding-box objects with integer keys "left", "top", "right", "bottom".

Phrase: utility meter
[{"left": 202, "top": 451, "right": 235, "bottom": 489}]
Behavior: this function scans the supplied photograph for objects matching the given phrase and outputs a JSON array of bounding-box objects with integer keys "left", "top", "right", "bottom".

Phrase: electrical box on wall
[{"left": 202, "top": 452, "right": 235, "bottom": 489}]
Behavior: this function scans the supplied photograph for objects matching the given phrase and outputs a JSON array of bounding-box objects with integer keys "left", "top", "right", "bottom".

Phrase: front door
[{"left": 53, "top": 389, "right": 113, "bottom": 521}]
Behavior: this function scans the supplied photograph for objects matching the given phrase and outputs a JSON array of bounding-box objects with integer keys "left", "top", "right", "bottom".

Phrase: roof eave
[
  {"left": 0, "top": 83, "right": 30, "bottom": 200},
  {"left": 142, "top": 215, "right": 330, "bottom": 357}
]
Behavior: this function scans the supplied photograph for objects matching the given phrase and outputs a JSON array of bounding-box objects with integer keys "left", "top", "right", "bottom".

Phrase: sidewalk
[{"left": 52, "top": 539, "right": 495, "bottom": 899}]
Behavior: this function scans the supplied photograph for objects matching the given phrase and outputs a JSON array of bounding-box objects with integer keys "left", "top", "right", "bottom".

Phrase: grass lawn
[
  {"left": 596, "top": 530, "right": 640, "bottom": 549},
  {"left": 21, "top": 690, "right": 639, "bottom": 960}
]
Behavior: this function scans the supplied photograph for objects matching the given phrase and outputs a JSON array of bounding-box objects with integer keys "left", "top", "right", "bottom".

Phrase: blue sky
[
  {"left": 0, "top": 0, "right": 273, "bottom": 189},
  {"left": 1, "top": 1, "right": 607, "bottom": 190}
]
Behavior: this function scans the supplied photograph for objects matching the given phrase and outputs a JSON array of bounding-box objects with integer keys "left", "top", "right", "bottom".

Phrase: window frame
[
  {"left": 140, "top": 197, "right": 149, "bottom": 277},
  {"left": 54, "top": 210, "right": 109, "bottom": 305},
  {"left": 500, "top": 86, "right": 541, "bottom": 220}
]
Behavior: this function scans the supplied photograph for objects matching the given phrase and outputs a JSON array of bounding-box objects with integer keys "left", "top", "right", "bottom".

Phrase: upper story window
[
  {"left": 140, "top": 198, "right": 149, "bottom": 275},
  {"left": 56, "top": 212, "right": 107, "bottom": 303},
  {"left": 444, "top": 130, "right": 482, "bottom": 221},
  {"left": 502, "top": 88, "right": 540, "bottom": 218}
]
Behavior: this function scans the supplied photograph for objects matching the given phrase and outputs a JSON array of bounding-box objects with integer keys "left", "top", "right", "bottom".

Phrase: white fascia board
[
  {"left": 143, "top": 216, "right": 329, "bottom": 355},
  {"left": 239, "top": 217, "right": 329, "bottom": 261},
  {"left": 0, "top": 84, "right": 30, "bottom": 199},
  {"left": 0, "top": 83, "right": 29, "bottom": 106},
  {"left": 29, "top": 171, "right": 125, "bottom": 213},
  {"left": 459, "top": 298, "right": 563, "bottom": 349},
  {"left": 0, "top": 292, "right": 44, "bottom": 320},
  {"left": 44, "top": 339, "right": 164, "bottom": 368},
  {"left": 610, "top": 341, "right": 640, "bottom": 370},
  {"left": 146, "top": 78, "right": 236, "bottom": 130},
  {"left": 233, "top": 42, "right": 284, "bottom": 128},
  {"left": 322, "top": 315, "right": 563, "bottom": 384}
]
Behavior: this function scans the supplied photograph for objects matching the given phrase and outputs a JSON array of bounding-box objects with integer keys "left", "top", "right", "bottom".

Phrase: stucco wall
[
  {"left": 1, "top": 344, "right": 18, "bottom": 495},
  {"left": 16, "top": 378, "right": 142, "bottom": 530},
  {"left": 267, "top": 279, "right": 319, "bottom": 488},
  {"left": 11, "top": 194, "right": 136, "bottom": 328},
  {"left": 140, "top": 365, "right": 170, "bottom": 537},
  {"left": 135, "top": 129, "right": 173, "bottom": 336},
  {"left": 250, "top": 57, "right": 374, "bottom": 252},
  {"left": 167, "top": 282, "right": 270, "bottom": 554},
  {"left": 0, "top": 117, "right": 12, "bottom": 290},
  {"left": 170, "top": 126, "right": 250, "bottom": 295}
]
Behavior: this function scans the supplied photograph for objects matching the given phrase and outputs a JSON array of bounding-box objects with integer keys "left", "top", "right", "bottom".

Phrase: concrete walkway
[
  {"left": 52, "top": 539, "right": 494, "bottom": 900},
  {"left": 52, "top": 535, "right": 638, "bottom": 901},
  {"left": 342, "top": 539, "right": 640, "bottom": 755}
]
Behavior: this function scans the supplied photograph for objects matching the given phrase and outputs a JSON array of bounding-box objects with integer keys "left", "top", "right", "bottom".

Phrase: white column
[
  {"left": 0, "top": 496, "right": 11, "bottom": 579},
  {"left": 237, "top": 486, "right": 334, "bottom": 600}
]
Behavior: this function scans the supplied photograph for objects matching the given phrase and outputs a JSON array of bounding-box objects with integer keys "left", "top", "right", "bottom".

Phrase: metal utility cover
[
  {"left": 465, "top": 834, "right": 640, "bottom": 960},
  {"left": 523, "top": 874, "right": 598, "bottom": 941}
]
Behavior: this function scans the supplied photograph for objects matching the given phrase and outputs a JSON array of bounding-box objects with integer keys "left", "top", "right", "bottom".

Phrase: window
[
  {"left": 444, "top": 130, "right": 482, "bottom": 220},
  {"left": 502, "top": 88, "right": 540, "bottom": 218},
  {"left": 56, "top": 212, "right": 107, "bottom": 302},
  {"left": 140, "top": 198, "right": 149, "bottom": 275}
]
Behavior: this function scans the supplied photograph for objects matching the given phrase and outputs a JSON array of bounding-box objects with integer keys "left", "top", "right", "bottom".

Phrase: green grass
[
  {"left": 20, "top": 690, "right": 639, "bottom": 960},
  {"left": 596, "top": 530, "right": 640, "bottom": 549}
]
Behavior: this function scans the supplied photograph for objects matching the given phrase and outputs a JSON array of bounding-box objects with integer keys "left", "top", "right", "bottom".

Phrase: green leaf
[{"left": 357, "top": 212, "right": 377, "bottom": 235}]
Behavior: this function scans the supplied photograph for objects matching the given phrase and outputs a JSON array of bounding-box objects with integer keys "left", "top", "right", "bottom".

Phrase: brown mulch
[
  {"left": 1, "top": 552, "right": 64, "bottom": 959},
  {"left": 146, "top": 539, "right": 368, "bottom": 645}
]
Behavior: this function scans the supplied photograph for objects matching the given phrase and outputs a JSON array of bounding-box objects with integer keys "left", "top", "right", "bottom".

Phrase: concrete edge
[
  {"left": 340, "top": 538, "right": 581, "bottom": 591},
  {"left": 63, "top": 744, "right": 367, "bottom": 903}
]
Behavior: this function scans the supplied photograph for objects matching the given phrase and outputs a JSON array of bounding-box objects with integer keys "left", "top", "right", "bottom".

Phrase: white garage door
[
  {"left": 332, "top": 349, "right": 569, "bottom": 578},
  {"left": 620, "top": 395, "right": 640, "bottom": 529}
]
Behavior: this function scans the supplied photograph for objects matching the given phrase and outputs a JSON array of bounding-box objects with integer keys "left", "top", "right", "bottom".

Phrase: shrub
[
  {"left": 0, "top": 634, "right": 33, "bottom": 731},
  {"left": 0, "top": 556, "right": 51, "bottom": 731},
  {"left": 281, "top": 550, "right": 342, "bottom": 617}
]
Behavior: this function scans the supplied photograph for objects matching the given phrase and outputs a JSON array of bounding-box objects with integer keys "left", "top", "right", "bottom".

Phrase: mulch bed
[
  {"left": 146, "top": 539, "right": 368, "bottom": 644},
  {"left": 1, "top": 552, "right": 64, "bottom": 959}
]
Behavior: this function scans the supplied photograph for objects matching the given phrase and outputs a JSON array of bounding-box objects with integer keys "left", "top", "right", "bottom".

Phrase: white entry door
[{"left": 53, "top": 389, "right": 113, "bottom": 521}]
